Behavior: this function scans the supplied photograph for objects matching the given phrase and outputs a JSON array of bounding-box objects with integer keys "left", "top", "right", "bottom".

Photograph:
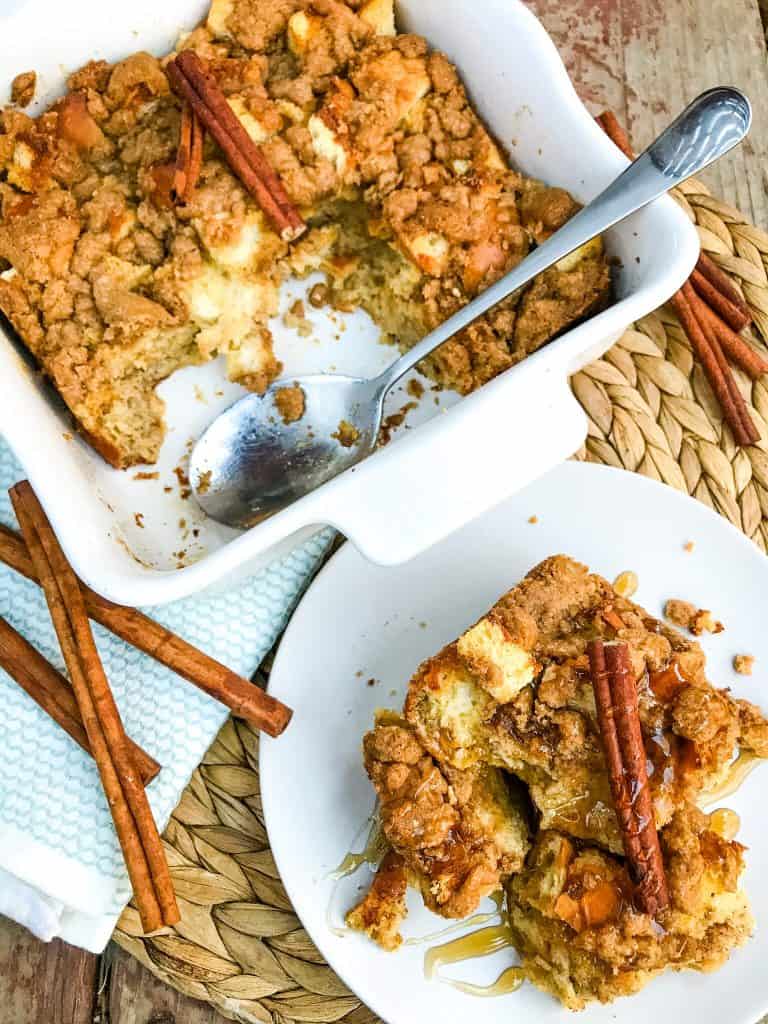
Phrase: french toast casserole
[
  {"left": 0, "top": 0, "right": 610, "bottom": 468},
  {"left": 347, "top": 555, "right": 768, "bottom": 1008}
]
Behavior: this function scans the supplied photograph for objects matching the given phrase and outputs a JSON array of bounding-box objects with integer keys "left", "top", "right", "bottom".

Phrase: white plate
[{"left": 261, "top": 462, "right": 768, "bottom": 1024}]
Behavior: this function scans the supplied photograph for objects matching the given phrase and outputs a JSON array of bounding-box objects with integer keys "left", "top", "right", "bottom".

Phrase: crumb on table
[
  {"left": 734, "top": 654, "right": 755, "bottom": 676},
  {"left": 274, "top": 384, "right": 306, "bottom": 425},
  {"left": 664, "top": 598, "right": 724, "bottom": 636},
  {"left": 134, "top": 512, "right": 145, "bottom": 529},
  {"left": 196, "top": 469, "right": 212, "bottom": 495},
  {"left": 11, "top": 71, "right": 36, "bottom": 107},
  {"left": 406, "top": 379, "right": 424, "bottom": 400},
  {"left": 133, "top": 470, "right": 159, "bottom": 481},
  {"left": 332, "top": 419, "right": 360, "bottom": 447}
]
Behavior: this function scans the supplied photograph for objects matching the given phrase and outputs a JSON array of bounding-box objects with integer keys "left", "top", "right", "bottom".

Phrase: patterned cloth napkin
[{"left": 0, "top": 440, "right": 331, "bottom": 951}]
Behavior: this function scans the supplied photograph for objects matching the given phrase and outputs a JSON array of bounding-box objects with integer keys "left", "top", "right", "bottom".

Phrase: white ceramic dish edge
[{"left": 0, "top": 0, "right": 699, "bottom": 605}]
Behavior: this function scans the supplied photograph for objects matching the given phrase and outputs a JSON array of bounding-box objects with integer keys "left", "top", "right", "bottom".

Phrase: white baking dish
[{"left": 0, "top": 0, "right": 698, "bottom": 607}]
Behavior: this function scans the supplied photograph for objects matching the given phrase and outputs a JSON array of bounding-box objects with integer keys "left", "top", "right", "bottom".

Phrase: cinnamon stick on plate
[
  {"left": 588, "top": 640, "right": 668, "bottom": 916},
  {"left": 166, "top": 51, "right": 305, "bottom": 241},
  {"left": 0, "top": 522, "right": 292, "bottom": 738},
  {"left": 0, "top": 614, "right": 159, "bottom": 785},
  {"left": 9, "top": 482, "right": 179, "bottom": 932}
]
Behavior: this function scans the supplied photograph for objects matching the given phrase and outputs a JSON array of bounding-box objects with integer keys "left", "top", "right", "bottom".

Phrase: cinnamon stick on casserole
[
  {"left": 0, "top": 522, "right": 292, "bottom": 737},
  {"left": 10, "top": 482, "right": 179, "bottom": 932},
  {"left": 588, "top": 640, "right": 669, "bottom": 916},
  {"left": 0, "top": 614, "right": 159, "bottom": 785},
  {"left": 172, "top": 102, "right": 205, "bottom": 204},
  {"left": 165, "top": 51, "right": 305, "bottom": 240}
]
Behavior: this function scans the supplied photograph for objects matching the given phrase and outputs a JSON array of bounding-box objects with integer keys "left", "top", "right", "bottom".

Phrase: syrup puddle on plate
[
  {"left": 330, "top": 813, "right": 387, "bottom": 880},
  {"left": 424, "top": 917, "right": 524, "bottom": 997},
  {"left": 403, "top": 891, "right": 504, "bottom": 946},
  {"left": 700, "top": 750, "right": 764, "bottom": 807}
]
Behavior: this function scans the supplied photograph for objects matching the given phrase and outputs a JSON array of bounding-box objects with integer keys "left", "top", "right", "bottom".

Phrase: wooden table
[{"left": 2, "top": 2, "right": 768, "bottom": 1020}]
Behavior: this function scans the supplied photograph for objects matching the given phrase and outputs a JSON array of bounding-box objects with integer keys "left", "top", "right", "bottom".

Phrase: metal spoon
[{"left": 191, "top": 87, "right": 751, "bottom": 528}]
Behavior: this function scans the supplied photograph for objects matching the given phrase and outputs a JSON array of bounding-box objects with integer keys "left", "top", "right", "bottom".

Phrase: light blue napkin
[{"left": 0, "top": 439, "right": 332, "bottom": 949}]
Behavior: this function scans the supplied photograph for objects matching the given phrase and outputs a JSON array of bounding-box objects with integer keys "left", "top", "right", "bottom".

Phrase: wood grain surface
[{"left": 1, "top": 1, "right": 767, "bottom": 1021}]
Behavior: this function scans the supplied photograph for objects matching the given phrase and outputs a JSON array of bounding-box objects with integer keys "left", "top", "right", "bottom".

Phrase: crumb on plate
[
  {"left": 665, "top": 599, "right": 724, "bottom": 636},
  {"left": 734, "top": 654, "right": 755, "bottom": 676},
  {"left": 11, "top": 70, "right": 36, "bottom": 107}
]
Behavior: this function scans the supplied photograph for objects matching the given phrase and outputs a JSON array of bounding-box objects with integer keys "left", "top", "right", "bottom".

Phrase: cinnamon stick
[
  {"left": 690, "top": 268, "right": 751, "bottom": 333},
  {"left": 173, "top": 103, "right": 204, "bottom": 204},
  {"left": 689, "top": 296, "right": 768, "bottom": 379},
  {"left": 697, "top": 252, "right": 751, "bottom": 320},
  {"left": 670, "top": 287, "right": 754, "bottom": 446},
  {"left": 596, "top": 108, "right": 764, "bottom": 443},
  {"left": 681, "top": 281, "right": 760, "bottom": 445},
  {"left": 588, "top": 640, "right": 668, "bottom": 916},
  {"left": 10, "top": 482, "right": 179, "bottom": 931},
  {"left": 166, "top": 52, "right": 305, "bottom": 241},
  {"left": 0, "top": 615, "right": 159, "bottom": 785},
  {"left": 0, "top": 522, "right": 292, "bottom": 737},
  {"left": 595, "top": 111, "right": 634, "bottom": 160}
]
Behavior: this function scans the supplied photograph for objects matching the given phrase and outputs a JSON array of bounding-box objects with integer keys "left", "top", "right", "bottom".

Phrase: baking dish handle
[{"left": 320, "top": 366, "right": 588, "bottom": 566}]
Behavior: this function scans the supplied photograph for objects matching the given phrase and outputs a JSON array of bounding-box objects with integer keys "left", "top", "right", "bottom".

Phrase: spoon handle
[{"left": 375, "top": 87, "right": 751, "bottom": 395}]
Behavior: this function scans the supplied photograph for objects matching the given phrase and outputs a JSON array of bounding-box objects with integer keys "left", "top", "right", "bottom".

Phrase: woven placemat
[{"left": 113, "top": 176, "right": 768, "bottom": 1022}]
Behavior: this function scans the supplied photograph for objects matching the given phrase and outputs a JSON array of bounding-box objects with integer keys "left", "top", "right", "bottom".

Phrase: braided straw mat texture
[{"left": 113, "top": 177, "right": 768, "bottom": 1022}]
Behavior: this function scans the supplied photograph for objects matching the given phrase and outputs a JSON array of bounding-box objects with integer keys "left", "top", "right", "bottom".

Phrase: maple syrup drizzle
[
  {"left": 327, "top": 812, "right": 386, "bottom": 938},
  {"left": 700, "top": 751, "right": 764, "bottom": 807},
  {"left": 424, "top": 922, "right": 523, "bottom": 997},
  {"left": 331, "top": 815, "right": 386, "bottom": 879},
  {"left": 707, "top": 807, "right": 741, "bottom": 840},
  {"left": 404, "top": 891, "right": 504, "bottom": 946}
]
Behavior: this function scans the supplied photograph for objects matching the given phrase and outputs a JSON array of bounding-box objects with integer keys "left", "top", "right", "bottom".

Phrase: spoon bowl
[{"left": 190, "top": 375, "right": 382, "bottom": 526}]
